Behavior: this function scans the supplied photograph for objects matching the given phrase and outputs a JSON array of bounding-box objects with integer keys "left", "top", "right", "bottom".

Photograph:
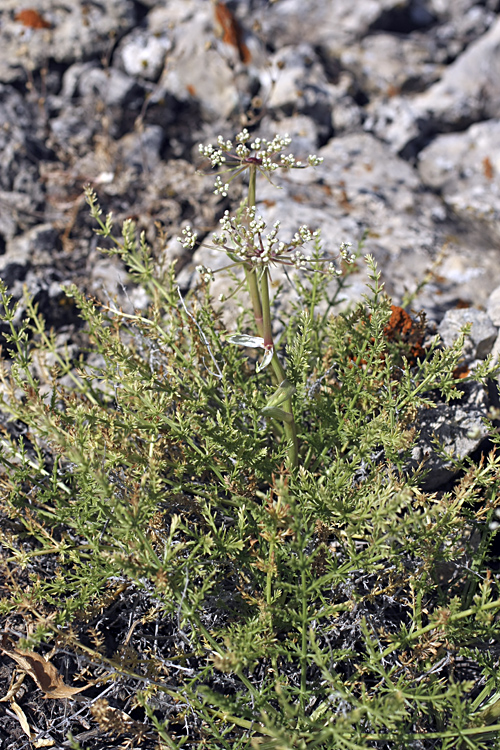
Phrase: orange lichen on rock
[
  {"left": 346, "top": 305, "right": 426, "bottom": 375},
  {"left": 452, "top": 363, "right": 470, "bottom": 379},
  {"left": 213, "top": 1, "right": 251, "bottom": 64},
  {"left": 383, "top": 305, "right": 426, "bottom": 365},
  {"left": 14, "top": 9, "right": 52, "bottom": 29}
]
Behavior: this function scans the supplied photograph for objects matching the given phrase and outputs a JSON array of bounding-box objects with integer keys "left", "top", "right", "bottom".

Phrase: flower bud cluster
[
  {"left": 195, "top": 264, "right": 214, "bottom": 284},
  {"left": 214, "top": 175, "right": 228, "bottom": 197},
  {"left": 198, "top": 143, "right": 227, "bottom": 168},
  {"left": 177, "top": 225, "right": 198, "bottom": 250},
  {"left": 339, "top": 242, "right": 356, "bottom": 264}
]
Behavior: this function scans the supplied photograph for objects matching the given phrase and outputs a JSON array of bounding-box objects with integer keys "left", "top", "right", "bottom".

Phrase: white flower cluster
[
  {"left": 198, "top": 129, "right": 323, "bottom": 196},
  {"left": 291, "top": 226, "right": 318, "bottom": 245},
  {"left": 232, "top": 129, "right": 293, "bottom": 158},
  {"left": 179, "top": 215, "right": 353, "bottom": 282},
  {"left": 290, "top": 249, "right": 312, "bottom": 268},
  {"left": 209, "top": 207, "right": 328, "bottom": 273},
  {"left": 328, "top": 262, "right": 342, "bottom": 277},
  {"left": 177, "top": 225, "right": 198, "bottom": 249}
]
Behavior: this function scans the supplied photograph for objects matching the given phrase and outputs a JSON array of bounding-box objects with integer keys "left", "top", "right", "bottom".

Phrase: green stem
[
  {"left": 260, "top": 267, "right": 273, "bottom": 348},
  {"left": 244, "top": 266, "right": 264, "bottom": 338},
  {"left": 245, "top": 166, "right": 264, "bottom": 336},
  {"left": 263, "top": 274, "right": 298, "bottom": 467},
  {"left": 248, "top": 163, "right": 257, "bottom": 209},
  {"left": 247, "top": 165, "right": 299, "bottom": 468}
]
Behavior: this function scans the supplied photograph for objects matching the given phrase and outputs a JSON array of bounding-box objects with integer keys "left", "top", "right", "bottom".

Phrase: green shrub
[{"left": 1, "top": 131, "right": 500, "bottom": 749}]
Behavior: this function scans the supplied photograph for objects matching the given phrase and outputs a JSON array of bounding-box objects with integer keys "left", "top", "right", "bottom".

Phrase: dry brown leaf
[
  {"left": 14, "top": 9, "right": 52, "bottom": 29},
  {"left": 0, "top": 636, "right": 89, "bottom": 699},
  {"left": 213, "top": 1, "right": 251, "bottom": 63},
  {"left": 9, "top": 699, "right": 32, "bottom": 739}
]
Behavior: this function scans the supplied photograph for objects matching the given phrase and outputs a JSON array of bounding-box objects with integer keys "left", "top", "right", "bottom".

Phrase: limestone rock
[
  {"left": 418, "top": 120, "right": 500, "bottom": 242},
  {"left": 0, "top": 0, "right": 136, "bottom": 83},
  {"left": 408, "top": 380, "right": 490, "bottom": 490},
  {"left": 438, "top": 308, "right": 497, "bottom": 361}
]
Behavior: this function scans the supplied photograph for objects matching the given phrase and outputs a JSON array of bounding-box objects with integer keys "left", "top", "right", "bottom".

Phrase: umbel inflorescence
[
  {"left": 178, "top": 130, "right": 355, "bottom": 280},
  {"left": 198, "top": 128, "right": 323, "bottom": 195}
]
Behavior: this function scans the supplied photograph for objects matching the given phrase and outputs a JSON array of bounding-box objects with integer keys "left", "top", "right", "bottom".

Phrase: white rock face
[
  {"left": 148, "top": 3, "right": 241, "bottom": 120},
  {"left": 119, "top": 30, "right": 171, "bottom": 81},
  {"left": 487, "top": 286, "right": 500, "bottom": 328},
  {"left": 258, "top": 0, "right": 412, "bottom": 49},
  {"left": 413, "top": 16, "right": 500, "bottom": 125},
  {"left": 418, "top": 120, "right": 500, "bottom": 241}
]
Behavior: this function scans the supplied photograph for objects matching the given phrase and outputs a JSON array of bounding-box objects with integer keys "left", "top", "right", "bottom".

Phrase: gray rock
[
  {"left": 363, "top": 96, "right": 423, "bottom": 157},
  {"left": 118, "top": 125, "right": 165, "bottom": 173},
  {"left": 369, "top": 15, "right": 500, "bottom": 155},
  {"left": 0, "top": 260, "right": 29, "bottom": 288},
  {"left": 5, "top": 224, "right": 59, "bottom": 266},
  {"left": 60, "top": 62, "right": 98, "bottom": 100},
  {"left": 408, "top": 380, "right": 489, "bottom": 490},
  {"left": 438, "top": 308, "right": 497, "bottom": 360},
  {"left": 332, "top": 96, "right": 365, "bottom": 134},
  {"left": 262, "top": 44, "right": 335, "bottom": 134},
  {"left": 0, "top": 85, "right": 46, "bottom": 201},
  {"left": 49, "top": 104, "right": 98, "bottom": 150},
  {"left": 260, "top": 114, "right": 320, "bottom": 154},
  {"left": 0, "top": 0, "right": 136, "bottom": 84},
  {"left": 77, "top": 67, "right": 142, "bottom": 108},
  {"left": 430, "top": 1, "right": 498, "bottom": 58},
  {"left": 50, "top": 62, "right": 143, "bottom": 148},
  {"left": 148, "top": 2, "right": 244, "bottom": 120},
  {"left": 340, "top": 32, "right": 443, "bottom": 98},
  {"left": 258, "top": 0, "right": 416, "bottom": 51},
  {"left": 429, "top": 0, "right": 486, "bottom": 18},
  {"left": 0, "top": 191, "right": 40, "bottom": 243}
]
